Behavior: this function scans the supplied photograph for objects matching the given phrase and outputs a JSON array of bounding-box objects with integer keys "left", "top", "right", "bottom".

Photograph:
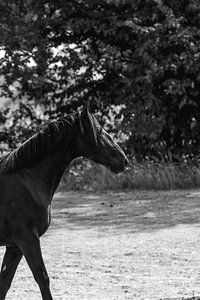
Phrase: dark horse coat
[{"left": 0, "top": 104, "right": 128, "bottom": 300}]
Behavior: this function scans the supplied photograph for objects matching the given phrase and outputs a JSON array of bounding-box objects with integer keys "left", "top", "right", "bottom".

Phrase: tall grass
[{"left": 59, "top": 159, "right": 200, "bottom": 191}]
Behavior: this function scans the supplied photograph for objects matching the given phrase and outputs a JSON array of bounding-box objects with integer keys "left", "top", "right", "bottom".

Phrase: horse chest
[
  {"left": 4, "top": 198, "right": 51, "bottom": 239},
  {"left": 38, "top": 204, "right": 51, "bottom": 236}
]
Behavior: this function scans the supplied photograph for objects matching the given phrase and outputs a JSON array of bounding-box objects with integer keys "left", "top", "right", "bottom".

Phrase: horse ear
[
  {"left": 80, "top": 100, "right": 97, "bottom": 143},
  {"left": 86, "top": 100, "right": 91, "bottom": 115},
  {"left": 79, "top": 101, "right": 91, "bottom": 134},
  {"left": 81, "top": 100, "right": 91, "bottom": 120}
]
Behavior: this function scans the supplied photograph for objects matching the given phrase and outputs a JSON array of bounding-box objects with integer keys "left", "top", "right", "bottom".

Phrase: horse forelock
[{"left": 0, "top": 114, "right": 76, "bottom": 174}]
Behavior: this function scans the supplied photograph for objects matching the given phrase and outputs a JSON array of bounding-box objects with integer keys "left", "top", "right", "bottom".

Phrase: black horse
[{"left": 0, "top": 104, "right": 128, "bottom": 299}]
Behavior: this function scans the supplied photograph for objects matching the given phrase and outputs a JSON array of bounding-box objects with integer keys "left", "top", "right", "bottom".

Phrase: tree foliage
[{"left": 1, "top": 0, "right": 200, "bottom": 161}]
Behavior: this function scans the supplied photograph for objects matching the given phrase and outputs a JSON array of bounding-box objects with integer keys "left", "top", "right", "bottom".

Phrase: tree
[{"left": 1, "top": 0, "right": 200, "bottom": 161}]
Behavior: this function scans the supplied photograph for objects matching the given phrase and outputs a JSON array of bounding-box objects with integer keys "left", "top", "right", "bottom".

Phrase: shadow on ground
[
  {"left": 52, "top": 190, "right": 200, "bottom": 233},
  {"left": 4, "top": 190, "right": 200, "bottom": 300},
  {"left": 165, "top": 298, "right": 200, "bottom": 300}
]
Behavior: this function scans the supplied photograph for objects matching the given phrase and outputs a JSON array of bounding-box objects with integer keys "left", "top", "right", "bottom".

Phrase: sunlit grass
[{"left": 59, "top": 159, "right": 200, "bottom": 191}]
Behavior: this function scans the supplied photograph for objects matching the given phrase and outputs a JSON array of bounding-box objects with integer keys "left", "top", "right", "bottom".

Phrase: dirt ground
[{"left": 2, "top": 190, "right": 200, "bottom": 300}]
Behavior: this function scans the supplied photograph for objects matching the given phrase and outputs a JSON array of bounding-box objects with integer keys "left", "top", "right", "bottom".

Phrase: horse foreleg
[
  {"left": 0, "top": 245, "right": 23, "bottom": 300},
  {"left": 16, "top": 230, "right": 53, "bottom": 300}
]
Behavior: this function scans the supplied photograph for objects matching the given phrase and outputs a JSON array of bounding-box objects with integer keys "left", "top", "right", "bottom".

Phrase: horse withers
[{"left": 0, "top": 104, "right": 128, "bottom": 300}]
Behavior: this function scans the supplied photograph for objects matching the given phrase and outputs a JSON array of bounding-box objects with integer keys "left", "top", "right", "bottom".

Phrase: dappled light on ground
[
  {"left": 53, "top": 190, "right": 200, "bottom": 233},
  {"left": 1, "top": 190, "right": 200, "bottom": 299}
]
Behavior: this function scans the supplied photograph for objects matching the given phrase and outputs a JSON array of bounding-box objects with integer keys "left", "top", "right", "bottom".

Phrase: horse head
[{"left": 76, "top": 102, "right": 128, "bottom": 173}]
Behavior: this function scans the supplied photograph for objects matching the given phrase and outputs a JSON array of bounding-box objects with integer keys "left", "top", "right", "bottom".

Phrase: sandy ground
[{"left": 1, "top": 190, "right": 200, "bottom": 299}]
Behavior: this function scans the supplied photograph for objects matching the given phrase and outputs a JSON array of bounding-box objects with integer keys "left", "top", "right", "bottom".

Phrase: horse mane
[{"left": 0, "top": 113, "right": 77, "bottom": 174}]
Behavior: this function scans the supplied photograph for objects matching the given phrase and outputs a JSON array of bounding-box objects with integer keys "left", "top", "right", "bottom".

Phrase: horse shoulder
[{"left": 0, "top": 171, "right": 51, "bottom": 238}]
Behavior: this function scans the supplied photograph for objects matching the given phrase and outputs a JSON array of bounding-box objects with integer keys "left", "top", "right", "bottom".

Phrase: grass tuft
[{"left": 59, "top": 159, "right": 200, "bottom": 191}]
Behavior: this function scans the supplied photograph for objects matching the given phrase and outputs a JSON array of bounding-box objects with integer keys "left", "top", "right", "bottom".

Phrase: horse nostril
[{"left": 124, "top": 158, "right": 129, "bottom": 167}]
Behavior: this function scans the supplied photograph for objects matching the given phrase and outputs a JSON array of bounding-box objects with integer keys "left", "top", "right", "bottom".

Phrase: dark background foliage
[{"left": 0, "top": 0, "right": 200, "bottom": 161}]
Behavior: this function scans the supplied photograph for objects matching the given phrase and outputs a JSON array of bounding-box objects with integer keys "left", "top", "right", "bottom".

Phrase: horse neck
[{"left": 26, "top": 141, "right": 77, "bottom": 201}]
